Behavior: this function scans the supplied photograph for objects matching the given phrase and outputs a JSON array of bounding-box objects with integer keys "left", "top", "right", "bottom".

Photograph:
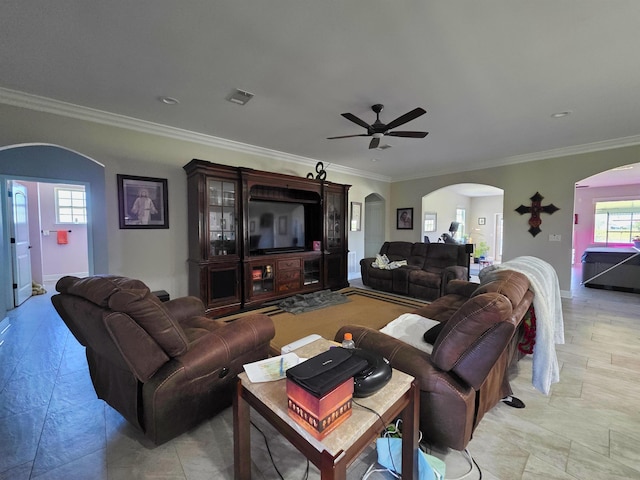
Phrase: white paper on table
[{"left": 242, "top": 352, "right": 303, "bottom": 383}]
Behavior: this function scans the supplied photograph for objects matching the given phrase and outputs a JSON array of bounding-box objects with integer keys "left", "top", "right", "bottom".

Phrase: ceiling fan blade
[
  {"left": 341, "top": 112, "right": 373, "bottom": 130},
  {"left": 386, "top": 131, "right": 429, "bottom": 138},
  {"left": 384, "top": 107, "right": 426, "bottom": 131},
  {"left": 369, "top": 137, "right": 381, "bottom": 149},
  {"left": 327, "top": 134, "right": 370, "bottom": 139}
]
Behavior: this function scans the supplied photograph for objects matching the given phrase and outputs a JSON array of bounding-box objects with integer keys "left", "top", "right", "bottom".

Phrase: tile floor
[{"left": 1, "top": 267, "right": 639, "bottom": 479}]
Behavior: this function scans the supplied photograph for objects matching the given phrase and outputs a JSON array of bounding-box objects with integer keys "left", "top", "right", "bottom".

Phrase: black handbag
[{"left": 286, "top": 347, "right": 368, "bottom": 397}]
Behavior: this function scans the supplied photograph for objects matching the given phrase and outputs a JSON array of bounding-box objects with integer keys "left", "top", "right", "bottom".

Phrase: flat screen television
[{"left": 249, "top": 200, "right": 317, "bottom": 254}]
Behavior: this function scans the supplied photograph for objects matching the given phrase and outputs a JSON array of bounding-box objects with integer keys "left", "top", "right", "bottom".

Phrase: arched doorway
[
  {"left": 0, "top": 144, "right": 107, "bottom": 318},
  {"left": 422, "top": 183, "right": 503, "bottom": 273},
  {"left": 572, "top": 162, "right": 640, "bottom": 288},
  {"left": 364, "top": 193, "right": 385, "bottom": 258}
]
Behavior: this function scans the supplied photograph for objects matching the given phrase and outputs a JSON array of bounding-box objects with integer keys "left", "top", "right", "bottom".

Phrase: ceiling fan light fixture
[{"left": 158, "top": 96, "right": 179, "bottom": 105}]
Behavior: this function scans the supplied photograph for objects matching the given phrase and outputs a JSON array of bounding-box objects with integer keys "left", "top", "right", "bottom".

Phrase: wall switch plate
[{"left": 549, "top": 234, "right": 561, "bottom": 242}]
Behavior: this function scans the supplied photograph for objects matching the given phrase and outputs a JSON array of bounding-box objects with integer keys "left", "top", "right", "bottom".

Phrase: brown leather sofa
[
  {"left": 51, "top": 275, "right": 275, "bottom": 444},
  {"left": 336, "top": 269, "right": 533, "bottom": 451},
  {"left": 360, "top": 241, "right": 470, "bottom": 301}
]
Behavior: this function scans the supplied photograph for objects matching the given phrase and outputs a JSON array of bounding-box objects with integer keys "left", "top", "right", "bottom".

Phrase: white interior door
[{"left": 10, "top": 181, "right": 32, "bottom": 306}]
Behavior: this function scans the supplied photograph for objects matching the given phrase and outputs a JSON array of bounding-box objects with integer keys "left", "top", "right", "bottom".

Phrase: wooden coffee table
[{"left": 233, "top": 338, "right": 418, "bottom": 480}]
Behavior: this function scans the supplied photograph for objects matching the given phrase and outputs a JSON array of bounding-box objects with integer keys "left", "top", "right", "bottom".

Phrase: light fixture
[
  {"left": 551, "top": 111, "right": 571, "bottom": 118},
  {"left": 158, "top": 96, "right": 179, "bottom": 105},
  {"left": 227, "top": 89, "right": 254, "bottom": 106}
]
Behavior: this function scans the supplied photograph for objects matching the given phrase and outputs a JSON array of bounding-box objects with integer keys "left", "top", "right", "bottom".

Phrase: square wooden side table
[{"left": 233, "top": 338, "right": 418, "bottom": 480}]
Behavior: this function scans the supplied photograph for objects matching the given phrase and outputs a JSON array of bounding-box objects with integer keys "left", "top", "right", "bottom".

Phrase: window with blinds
[{"left": 593, "top": 199, "right": 640, "bottom": 244}]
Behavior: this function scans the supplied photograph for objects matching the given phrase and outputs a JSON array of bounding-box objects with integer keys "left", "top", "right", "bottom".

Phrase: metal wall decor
[
  {"left": 306, "top": 161, "right": 327, "bottom": 180},
  {"left": 515, "top": 191, "right": 559, "bottom": 237}
]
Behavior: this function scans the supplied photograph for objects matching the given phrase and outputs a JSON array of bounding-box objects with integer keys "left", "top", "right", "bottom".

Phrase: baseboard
[{"left": 43, "top": 272, "right": 89, "bottom": 283}]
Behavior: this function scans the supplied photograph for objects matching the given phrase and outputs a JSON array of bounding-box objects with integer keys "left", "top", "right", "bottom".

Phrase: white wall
[
  {"left": 421, "top": 188, "right": 470, "bottom": 241},
  {"left": 468, "top": 195, "right": 503, "bottom": 260}
]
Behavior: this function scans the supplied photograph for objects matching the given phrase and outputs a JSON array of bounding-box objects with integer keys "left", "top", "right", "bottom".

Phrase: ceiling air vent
[{"left": 227, "top": 89, "right": 254, "bottom": 106}]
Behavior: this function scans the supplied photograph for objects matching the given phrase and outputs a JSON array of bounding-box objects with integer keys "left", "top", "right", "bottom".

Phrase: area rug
[
  {"left": 219, "top": 287, "right": 429, "bottom": 355},
  {"left": 278, "top": 289, "right": 350, "bottom": 314}
]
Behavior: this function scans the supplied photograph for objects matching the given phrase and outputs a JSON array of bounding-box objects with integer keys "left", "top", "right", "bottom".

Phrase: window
[
  {"left": 56, "top": 187, "right": 87, "bottom": 224},
  {"left": 455, "top": 208, "right": 466, "bottom": 239},
  {"left": 593, "top": 199, "right": 640, "bottom": 244},
  {"left": 423, "top": 212, "right": 436, "bottom": 232}
]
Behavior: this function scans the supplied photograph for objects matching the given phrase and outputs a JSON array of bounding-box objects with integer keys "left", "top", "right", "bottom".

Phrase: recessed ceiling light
[
  {"left": 158, "top": 96, "right": 179, "bottom": 105},
  {"left": 370, "top": 158, "right": 379, "bottom": 162},
  {"left": 551, "top": 111, "right": 571, "bottom": 118},
  {"left": 227, "top": 89, "right": 254, "bottom": 106}
]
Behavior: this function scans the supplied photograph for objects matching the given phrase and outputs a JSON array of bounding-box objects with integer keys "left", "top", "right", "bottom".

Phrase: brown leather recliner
[
  {"left": 52, "top": 275, "right": 275, "bottom": 444},
  {"left": 336, "top": 269, "right": 533, "bottom": 451}
]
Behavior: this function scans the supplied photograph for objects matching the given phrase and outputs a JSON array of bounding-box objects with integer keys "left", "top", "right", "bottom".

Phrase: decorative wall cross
[{"left": 515, "top": 192, "right": 559, "bottom": 237}]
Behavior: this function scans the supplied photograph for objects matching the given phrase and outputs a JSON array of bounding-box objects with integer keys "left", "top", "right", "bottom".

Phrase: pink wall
[
  {"left": 573, "top": 183, "right": 640, "bottom": 263},
  {"left": 38, "top": 183, "right": 89, "bottom": 280}
]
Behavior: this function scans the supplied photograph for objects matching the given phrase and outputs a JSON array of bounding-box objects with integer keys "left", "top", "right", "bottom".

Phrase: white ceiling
[{"left": 2, "top": 1, "right": 640, "bottom": 182}]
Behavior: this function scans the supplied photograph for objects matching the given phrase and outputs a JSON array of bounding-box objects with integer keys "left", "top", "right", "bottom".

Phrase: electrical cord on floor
[
  {"left": 250, "top": 420, "right": 310, "bottom": 480},
  {"left": 251, "top": 420, "right": 285, "bottom": 480},
  {"left": 444, "top": 448, "right": 482, "bottom": 480},
  {"left": 419, "top": 440, "right": 483, "bottom": 480},
  {"left": 353, "top": 399, "right": 400, "bottom": 479}
]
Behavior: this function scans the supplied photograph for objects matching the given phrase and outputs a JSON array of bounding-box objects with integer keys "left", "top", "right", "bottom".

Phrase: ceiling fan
[{"left": 327, "top": 104, "right": 428, "bottom": 149}]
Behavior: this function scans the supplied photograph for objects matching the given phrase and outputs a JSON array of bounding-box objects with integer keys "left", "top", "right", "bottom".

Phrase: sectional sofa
[{"left": 359, "top": 241, "right": 470, "bottom": 301}]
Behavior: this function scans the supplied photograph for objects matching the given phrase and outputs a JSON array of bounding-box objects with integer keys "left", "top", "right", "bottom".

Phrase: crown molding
[
  {"left": 392, "top": 134, "right": 640, "bottom": 182},
  {"left": 0, "top": 87, "right": 392, "bottom": 183}
]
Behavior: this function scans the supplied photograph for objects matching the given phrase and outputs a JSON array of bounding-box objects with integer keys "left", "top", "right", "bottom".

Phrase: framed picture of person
[
  {"left": 397, "top": 208, "right": 413, "bottom": 230},
  {"left": 117, "top": 174, "right": 169, "bottom": 229}
]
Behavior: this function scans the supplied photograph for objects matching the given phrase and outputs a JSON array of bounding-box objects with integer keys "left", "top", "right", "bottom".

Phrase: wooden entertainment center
[{"left": 184, "top": 159, "right": 350, "bottom": 316}]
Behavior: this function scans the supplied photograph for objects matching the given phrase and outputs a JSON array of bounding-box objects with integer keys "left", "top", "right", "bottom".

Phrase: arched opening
[
  {"left": 422, "top": 183, "right": 503, "bottom": 278},
  {"left": 572, "top": 162, "right": 640, "bottom": 291},
  {"left": 364, "top": 193, "right": 385, "bottom": 258},
  {"left": 0, "top": 144, "right": 107, "bottom": 317}
]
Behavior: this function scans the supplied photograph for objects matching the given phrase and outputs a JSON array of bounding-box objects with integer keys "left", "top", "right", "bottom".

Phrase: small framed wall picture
[
  {"left": 117, "top": 174, "right": 169, "bottom": 229},
  {"left": 397, "top": 208, "right": 413, "bottom": 230},
  {"left": 478, "top": 217, "right": 486, "bottom": 225}
]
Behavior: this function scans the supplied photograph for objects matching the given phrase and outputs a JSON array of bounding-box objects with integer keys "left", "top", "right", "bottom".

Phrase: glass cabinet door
[
  {"left": 251, "top": 263, "right": 275, "bottom": 294},
  {"left": 326, "top": 190, "right": 343, "bottom": 250},
  {"left": 208, "top": 179, "right": 237, "bottom": 257}
]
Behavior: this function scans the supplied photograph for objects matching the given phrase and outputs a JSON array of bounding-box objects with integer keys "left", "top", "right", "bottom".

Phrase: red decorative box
[{"left": 286, "top": 377, "right": 353, "bottom": 439}]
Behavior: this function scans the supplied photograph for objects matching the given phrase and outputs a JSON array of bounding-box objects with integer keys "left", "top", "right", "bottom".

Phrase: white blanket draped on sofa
[{"left": 480, "top": 256, "right": 565, "bottom": 395}]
